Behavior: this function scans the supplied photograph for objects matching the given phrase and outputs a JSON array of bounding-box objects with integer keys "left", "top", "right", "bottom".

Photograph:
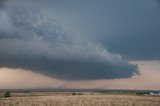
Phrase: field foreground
[{"left": 0, "top": 93, "right": 160, "bottom": 106}]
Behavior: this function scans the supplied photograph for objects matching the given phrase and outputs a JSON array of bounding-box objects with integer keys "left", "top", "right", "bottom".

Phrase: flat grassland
[{"left": 0, "top": 92, "right": 160, "bottom": 106}]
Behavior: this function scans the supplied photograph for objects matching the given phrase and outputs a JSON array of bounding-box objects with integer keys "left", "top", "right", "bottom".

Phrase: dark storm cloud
[
  {"left": 156, "top": 0, "right": 160, "bottom": 5},
  {"left": 0, "top": 0, "right": 5, "bottom": 7},
  {"left": 0, "top": 6, "right": 138, "bottom": 80},
  {"left": 4, "top": 0, "right": 160, "bottom": 60},
  {"left": 100, "top": 0, "right": 160, "bottom": 60}
]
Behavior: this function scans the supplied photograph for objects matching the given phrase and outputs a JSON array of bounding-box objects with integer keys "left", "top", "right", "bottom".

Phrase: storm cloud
[
  {"left": 0, "top": 0, "right": 6, "bottom": 8},
  {"left": 0, "top": 6, "right": 138, "bottom": 80}
]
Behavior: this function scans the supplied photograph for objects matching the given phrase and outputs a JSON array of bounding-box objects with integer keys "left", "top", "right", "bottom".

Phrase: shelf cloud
[{"left": 0, "top": 6, "right": 138, "bottom": 80}]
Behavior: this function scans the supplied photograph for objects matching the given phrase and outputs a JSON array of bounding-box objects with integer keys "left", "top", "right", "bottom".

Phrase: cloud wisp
[{"left": 0, "top": 6, "right": 138, "bottom": 80}]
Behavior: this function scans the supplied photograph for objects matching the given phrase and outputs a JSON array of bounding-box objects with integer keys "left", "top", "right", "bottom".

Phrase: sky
[
  {"left": 1, "top": 61, "right": 160, "bottom": 90},
  {"left": 0, "top": 0, "right": 160, "bottom": 90}
]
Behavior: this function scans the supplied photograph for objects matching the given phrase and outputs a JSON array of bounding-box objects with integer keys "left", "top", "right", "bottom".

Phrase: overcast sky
[
  {"left": 0, "top": 0, "right": 160, "bottom": 89},
  {"left": 2, "top": 0, "right": 160, "bottom": 60}
]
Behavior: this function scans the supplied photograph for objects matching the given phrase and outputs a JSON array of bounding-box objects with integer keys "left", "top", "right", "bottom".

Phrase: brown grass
[{"left": 0, "top": 93, "right": 160, "bottom": 106}]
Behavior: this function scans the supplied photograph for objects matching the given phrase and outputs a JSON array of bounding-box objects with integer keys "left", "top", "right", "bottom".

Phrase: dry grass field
[{"left": 0, "top": 92, "right": 160, "bottom": 106}]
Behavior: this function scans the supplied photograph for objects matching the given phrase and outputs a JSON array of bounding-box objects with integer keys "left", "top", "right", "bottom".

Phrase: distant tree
[{"left": 4, "top": 91, "right": 11, "bottom": 97}]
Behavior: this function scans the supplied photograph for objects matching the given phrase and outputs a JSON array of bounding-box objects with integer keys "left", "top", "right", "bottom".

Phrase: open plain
[{"left": 0, "top": 92, "right": 160, "bottom": 106}]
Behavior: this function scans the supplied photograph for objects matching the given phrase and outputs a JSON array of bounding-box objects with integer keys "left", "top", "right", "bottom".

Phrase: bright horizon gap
[{"left": 0, "top": 61, "right": 160, "bottom": 90}]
